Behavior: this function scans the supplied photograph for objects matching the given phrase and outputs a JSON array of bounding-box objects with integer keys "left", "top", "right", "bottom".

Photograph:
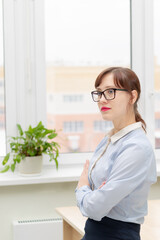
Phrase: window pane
[
  {"left": 0, "top": 0, "right": 6, "bottom": 156},
  {"left": 154, "top": 0, "right": 160, "bottom": 149},
  {"left": 45, "top": 0, "right": 130, "bottom": 153}
]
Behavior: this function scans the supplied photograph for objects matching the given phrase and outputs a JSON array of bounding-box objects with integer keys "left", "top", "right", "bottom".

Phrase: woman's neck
[{"left": 112, "top": 118, "right": 136, "bottom": 134}]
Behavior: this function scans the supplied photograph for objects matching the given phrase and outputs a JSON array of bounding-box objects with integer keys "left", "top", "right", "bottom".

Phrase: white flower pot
[{"left": 18, "top": 156, "right": 43, "bottom": 176}]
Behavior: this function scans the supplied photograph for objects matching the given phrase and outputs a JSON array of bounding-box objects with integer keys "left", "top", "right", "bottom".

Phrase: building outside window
[
  {"left": 63, "top": 121, "right": 84, "bottom": 133},
  {"left": 63, "top": 121, "right": 84, "bottom": 152},
  {"left": 45, "top": 0, "right": 130, "bottom": 153},
  {"left": 63, "top": 95, "right": 83, "bottom": 103},
  {"left": 94, "top": 121, "right": 113, "bottom": 133}
]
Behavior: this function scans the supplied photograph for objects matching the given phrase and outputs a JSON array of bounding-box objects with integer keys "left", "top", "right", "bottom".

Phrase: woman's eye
[{"left": 108, "top": 89, "right": 114, "bottom": 94}]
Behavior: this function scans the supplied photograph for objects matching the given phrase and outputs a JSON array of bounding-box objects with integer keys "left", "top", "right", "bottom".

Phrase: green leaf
[
  {"left": 17, "top": 124, "right": 23, "bottom": 136},
  {"left": 55, "top": 148, "right": 59, "bottom": 158},
  {"left": 11, "top": 163, "right": 16, "bottom": 172},
  {"left": 48, "top": 133, "right": 57, "bottom": 139},
  {"left": 27, "top": 149, "right": 36, "bottom": 156},
  {"left": 51, "top": 142, "right": 61, "bottom": 149},
  {"left": 37, "top": 121, "right": 43, "bottom": 128},
  {"left": 10, "top": 142, "right": 16, "bottom": 148},
  {"left": 2, "top": 153, "right": 10, "bottom": 165},
  {"left": 16, "top": 155, "right": 21, "bottom": 163},
  {"left": 28, "top": 125, "right": 33, "bottom": 134},
  {"left": 49, "top": 153, "right": 59, "bottom": 169},
  {"left": 49, "top": 153, "right": 54, "bottom": 162},
  {"left": 54, "top": 157, "right": 58, "bottom": 169},
  {"left": 21, "top": 154, "right": 26, "bottom": 159},
  {"left": 11, "top": 136, "right": 16, "bottom": 140},
  {"left": 0, "top": 121, "right": 60, "bottom": 174},
  {"left": 44, "top": 129, "right": 54, "bottom": 134},
  {"left": 25, "top": 131, "right": 32, "bottom": 139},
  {"left": 0, "top": 165, "right": 10, "bottom": 173}
]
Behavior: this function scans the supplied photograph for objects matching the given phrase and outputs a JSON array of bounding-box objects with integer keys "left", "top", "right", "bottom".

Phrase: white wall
[
  {"left": 0, "top": 178, "right": 160, "bottom": 240},
  {"left": 148, "top": 177, "right": 160, "bottom": 200},
  {"left": 0, "top": 181, "right": 77, "bottom": 240}
]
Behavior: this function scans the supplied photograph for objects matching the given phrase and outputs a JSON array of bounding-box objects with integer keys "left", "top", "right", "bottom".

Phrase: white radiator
[{"left": 13, "top": 218, "right": 63, "bottom": 240}]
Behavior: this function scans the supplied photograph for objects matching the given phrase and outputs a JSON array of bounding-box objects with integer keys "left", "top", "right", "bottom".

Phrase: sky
[
  {"left": 0, "top": 0, "right": 160, "bottom": 65},
  {"left": 0, "top": 0, "right": 130, "bottom": 66},
  {"left": 44, "top": 0, "right": 130, "bottom": 66}
]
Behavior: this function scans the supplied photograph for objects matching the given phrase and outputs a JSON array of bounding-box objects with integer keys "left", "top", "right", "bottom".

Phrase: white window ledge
[
  {"left": 0, "top": 152, "right": 91, "bottom": 186},
  {"left": 0, "top": 157, "right": 159, "bottom": 187},
  {"left": 0, "top": 164, "right": 83, "bottom": 186}
]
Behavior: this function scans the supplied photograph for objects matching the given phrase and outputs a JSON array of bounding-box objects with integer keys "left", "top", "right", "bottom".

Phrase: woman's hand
[
  {"left": 77, "top": 160, "right": 90, "bottom": 189},
  {"left": 98, "top": 181, "right": 106, "bottom": 189}
]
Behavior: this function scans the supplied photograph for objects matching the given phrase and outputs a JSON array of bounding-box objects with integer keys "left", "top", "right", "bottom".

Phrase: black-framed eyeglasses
[{"left": 91, "top": 88, "right": 128, "bottom": 102}]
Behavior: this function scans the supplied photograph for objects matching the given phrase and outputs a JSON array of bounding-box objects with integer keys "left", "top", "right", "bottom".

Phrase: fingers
[
  {"left": 83, "top": 160, "right": 89, "bottom": 174},
  {"left": 86, "top": 159, "right": 89, "bottom": 167},
  {"left": 85, "top": 159, "right": 89, "bottom": 168},
  {"left": 77, "top": 159, "right": 91, "bottom": 189},
  {"left": 98, "top": 181, "right": 106, "bottom": 189}
]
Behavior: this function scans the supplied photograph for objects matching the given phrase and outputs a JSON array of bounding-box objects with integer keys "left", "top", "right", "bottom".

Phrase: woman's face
[{"left": 97, "top": 73, "right": 135, "bottom": 125}]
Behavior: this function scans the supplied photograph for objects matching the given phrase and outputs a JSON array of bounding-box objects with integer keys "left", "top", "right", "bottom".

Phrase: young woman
[{"left": 75, "top": 67, "right": 157, "bottom": 240}]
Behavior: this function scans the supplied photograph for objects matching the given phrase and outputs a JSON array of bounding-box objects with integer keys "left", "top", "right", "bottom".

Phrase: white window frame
[
  {"left": 2, "top": 0, "right": 46, "bottom": 153},
  {"left": 2, "top": 0, "right": 89, "bottom": 166},
  {"left": 131, "top": 0, "right": 160, "bottom": 161},
  {"left": 1, "top": 0, "right": 159, "bottom": 167}
]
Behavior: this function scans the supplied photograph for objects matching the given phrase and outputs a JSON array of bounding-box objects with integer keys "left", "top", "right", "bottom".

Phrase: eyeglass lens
[{"left": 93, "top": 89, "right": 115, "bottom": 101}]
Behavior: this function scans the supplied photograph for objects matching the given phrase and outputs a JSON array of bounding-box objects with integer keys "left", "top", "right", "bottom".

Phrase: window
[
  {"left": 0, "top": 0, "right": 6, "bottom": 156},
  {"left": 0, "top": 1, "right": 159, "bottom": 166},
  {"left": 45, "top": 0, "right": 130, "bottom": 153},
  {"left": 154, "top": 0, "right": 160, "bottom": 149},
  {"left": 63, "top": 95, "right": 83, "bottom": 103},
  {"left": 63, "top": 121, "right": 84, "bottom": 133},
  {"left": 94, "top": 121, "right": 113, "bottom": 132},
  {"left": 63, "top": 121, "right": 84, "bottom": 152}
]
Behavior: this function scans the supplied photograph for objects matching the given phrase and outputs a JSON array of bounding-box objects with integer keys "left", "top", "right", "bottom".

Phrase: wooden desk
[
  {"left": 56, "top": 206, "right": 86, "bottom": 240},
  {"left": 141, "top": 200, "right": 160, "bottom": 240},
  {"left": 56, "top": 200, "right": 160, "bottom": 240}
]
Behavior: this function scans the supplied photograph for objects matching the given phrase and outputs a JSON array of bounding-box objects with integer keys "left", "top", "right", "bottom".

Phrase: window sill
[
  {"left": 0, "top": 158, "right": 159, "bottom": 187},
  {"left": 157, "top": 162, "right": 160, "bottom": 177},
  {"left": 0, "top": 164, "right": 83, "bottom": 186}
]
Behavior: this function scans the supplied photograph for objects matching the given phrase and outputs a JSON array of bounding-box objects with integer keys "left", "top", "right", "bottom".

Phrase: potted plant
[{"left": 0, "top": 121, "right": 60, "bottom": 175}]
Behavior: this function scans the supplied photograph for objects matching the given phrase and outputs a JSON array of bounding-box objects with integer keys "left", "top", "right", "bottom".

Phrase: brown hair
[{"left": 95, "top": 67, "right": 146, "bottom": 132}]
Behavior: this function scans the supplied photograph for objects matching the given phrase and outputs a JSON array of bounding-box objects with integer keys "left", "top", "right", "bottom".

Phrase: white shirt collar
[{"left": 107, "top": 122, "right": 142, "bottom": 144}]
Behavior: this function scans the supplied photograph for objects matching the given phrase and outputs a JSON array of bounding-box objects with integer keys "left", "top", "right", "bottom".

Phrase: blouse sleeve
[{"left": 75, "top": 143, "right": 156, "bottom": 221}]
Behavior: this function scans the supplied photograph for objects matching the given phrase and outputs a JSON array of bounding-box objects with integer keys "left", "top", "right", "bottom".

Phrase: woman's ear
[{"left": 130, "top": 90, "right": 138, "bottom": 104}]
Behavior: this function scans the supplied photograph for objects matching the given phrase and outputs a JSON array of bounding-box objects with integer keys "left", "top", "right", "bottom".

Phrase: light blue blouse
[{"left": 75, "top": 122, "right": 157, "bottom": 224}]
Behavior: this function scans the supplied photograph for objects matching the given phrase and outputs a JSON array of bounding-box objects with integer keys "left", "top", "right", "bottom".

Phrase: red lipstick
[{"left": 101, "top": 107, "right": 111, "bottom": 112}]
